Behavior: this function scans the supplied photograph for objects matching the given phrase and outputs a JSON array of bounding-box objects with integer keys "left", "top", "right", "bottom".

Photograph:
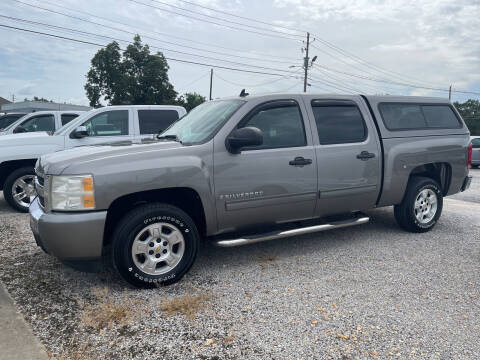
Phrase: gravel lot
[{"left": 0, "top": 169, "right": 479, "bottom": 359}]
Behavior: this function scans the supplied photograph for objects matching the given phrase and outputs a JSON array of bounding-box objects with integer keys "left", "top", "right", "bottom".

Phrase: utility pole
[
  {"left": 209, "top": 68, "right": 213, "bottom": 100},
  {"left": 303, "top": 32, "right": 310, "bottom": 93},
  {"left": 449, "top": 84, "right": 452, "bottom": 101},
  {"left": 11, "top": 93, "right": 15, "bottom": 102}
]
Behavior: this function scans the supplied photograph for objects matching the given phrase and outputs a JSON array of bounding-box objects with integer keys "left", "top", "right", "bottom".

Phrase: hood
[
  {"left": 41, "top": 140, "right": 183, "bottom": 175},
  {"left": 0, "top": 132, "right": 53, "bottom": 146}
]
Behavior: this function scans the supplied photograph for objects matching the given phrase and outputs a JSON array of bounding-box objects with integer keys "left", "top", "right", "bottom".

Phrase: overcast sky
[{"left": 1, "top": 0, "right": 479, "bottom": 106}]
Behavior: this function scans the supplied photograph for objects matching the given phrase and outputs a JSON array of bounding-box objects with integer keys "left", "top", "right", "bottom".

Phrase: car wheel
[
  {"left": 394, "top": 176, "right": 443, "bottom": 233},
  {"left": 112, "top": 203, "right": 200, "bottom": 288},
  {"left": 3, "top": 166, "right": 36, "bottom": 213}
]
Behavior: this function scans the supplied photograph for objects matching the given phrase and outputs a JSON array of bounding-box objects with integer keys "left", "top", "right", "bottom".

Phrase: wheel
[
  {"left": 394, "top": 176, "right": 443, "bottom": 233},
  {"left": 3, "top": 167, "right": 36, "bottom": 213},
  {"left": 112, "top": 203, "right": 200, "bottom": 288}
]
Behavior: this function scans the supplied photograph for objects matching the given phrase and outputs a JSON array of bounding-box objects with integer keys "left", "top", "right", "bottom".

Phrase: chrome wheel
[
  {"left": 131, "top": 222, "right": 185, "bottom": 276},
  {"left": 11, "top": 175, "right": 35, "bottom": 208},
  {"left": 414, "top": 189, "right": 438, "bottom": 224}
]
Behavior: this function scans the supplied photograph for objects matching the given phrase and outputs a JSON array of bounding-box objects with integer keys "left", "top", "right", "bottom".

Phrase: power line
[
  {"left": 176, "top": 70, "right": 211, "bottom": 92},
  {"left": 0, "top": 14, "right": 302, "bottom": 74},
  {"left": 147, "top": 0, "right": 304, "bottom": 38},
  {"left": 312, "top": 63, "right": 480, "bottom": 96},
  {"left": 12, "top": 0, "right": 300, "bottom": 65},
  {"left": 38, "top": 0, "right": 300, "bottom": 60},
  {"left": 0, "top": 23, "right": 303, "bottom": 78},
  {"left": 169, "top": 0, "right": 305, "bottom": 35},
  {"left": 214, "top": 68, "right": 303, "bottom": 88},
  {"left": 128, "top": 0, "right": 302, "bottom": 41}
]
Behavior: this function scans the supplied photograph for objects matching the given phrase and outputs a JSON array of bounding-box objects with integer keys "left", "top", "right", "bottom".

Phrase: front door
[
  {"left": 213, "top": 99, "right": 318, "bottom": 233},
  {"left": 306, "top": 98, "right": 381, "bottom": 216}
]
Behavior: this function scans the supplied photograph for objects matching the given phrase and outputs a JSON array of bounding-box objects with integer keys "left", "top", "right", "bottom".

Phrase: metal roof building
[{"left": 1, "top": 101, "right": 91, "bottom": 113}]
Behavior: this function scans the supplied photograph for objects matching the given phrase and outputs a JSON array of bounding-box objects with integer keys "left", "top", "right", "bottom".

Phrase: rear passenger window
[
  {"left": 240, "top": 102, "right": 306, "bottom": 149},
  {"left": 379, "top": 103, "right": 461, "bottom": 130},
  {"left": 312, "top": 103, "right": 367, "bottom": 145},
  {"left": 138, "top": 110, "right": 179, "bottom": 135},
  {"left": 61, "top": 114, "right": 79, "bottom": 126}
]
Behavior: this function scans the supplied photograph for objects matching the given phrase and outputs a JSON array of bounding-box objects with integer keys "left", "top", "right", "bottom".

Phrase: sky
[{"left": 0, "top": 0, "right": 479, "bottom": 106}]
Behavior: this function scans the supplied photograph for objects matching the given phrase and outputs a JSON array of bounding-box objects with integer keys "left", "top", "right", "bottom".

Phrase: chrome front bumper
[{"left": 29, "top": 197, "right": 107, "bottom": 260}]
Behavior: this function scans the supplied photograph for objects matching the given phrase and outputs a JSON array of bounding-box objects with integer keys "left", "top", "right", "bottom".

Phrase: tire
[
  {"left": 3, "top": 166, "right": 36, "bottom": 213},
  {"left": 112, "top": 203, "right": 200, "bottom": 288},
  {"left": 394, "top": 176, "right": 443, "bottom": 233}
]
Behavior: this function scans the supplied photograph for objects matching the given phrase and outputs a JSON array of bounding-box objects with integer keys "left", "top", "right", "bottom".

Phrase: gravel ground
[{"left": 0, "top": 169, "right": 479, "bottom": 359}]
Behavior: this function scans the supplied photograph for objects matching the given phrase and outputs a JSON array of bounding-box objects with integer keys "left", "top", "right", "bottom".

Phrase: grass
[
  {"left": 80, "top": 287, "right": 140, "bottom": 330},
  {"left": 159, "top": 292, "right": 211, "bottom": 318}
]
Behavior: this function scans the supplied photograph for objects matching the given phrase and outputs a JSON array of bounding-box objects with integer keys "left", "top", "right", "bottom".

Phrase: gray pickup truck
[{"left": 30, "top": 94, "right": 472, "bottom": 288}]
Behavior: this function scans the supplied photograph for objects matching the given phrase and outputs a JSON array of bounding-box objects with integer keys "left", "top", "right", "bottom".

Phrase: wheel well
[
  {"left": 103, "top": 187, "right": 207, "bottom": 246},
  {"left": 409, "top": 162, "right": 452, "bottom": 195},
  {"left": 0, "top": 159, "right": 37, "bottom": 191}
]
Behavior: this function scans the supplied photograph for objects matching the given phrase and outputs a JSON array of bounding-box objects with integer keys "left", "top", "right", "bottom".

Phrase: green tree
[
  {"left": 453, "top": 99, "right": 480, "bottom": 135},
  {"left": 176, "top": 92, "right": 206, "bottom": 111},
  {"left": 85, "top": 35, "right": 177, "bottom": 107}
]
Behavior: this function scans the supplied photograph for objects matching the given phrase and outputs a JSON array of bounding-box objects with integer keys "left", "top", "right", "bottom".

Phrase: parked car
[
  {"left": 0, "top": 105, "right": 186, "bottom": 212},
  {"left": 0, "top": 113, "right": 27, "bottom": 130},
  {"left": 0, "top": 111, "right": 84, "bottom": 135},
  {"left": 30, "top": 94, "right": 471, "bottom": 288},
  {"left": 471, "top": 136, "right": 480, "bottom": 168}
]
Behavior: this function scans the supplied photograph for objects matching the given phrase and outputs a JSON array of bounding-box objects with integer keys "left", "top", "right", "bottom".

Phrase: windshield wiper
[{"left": 156, "top": 134, "right": 183, "bottom": 144}]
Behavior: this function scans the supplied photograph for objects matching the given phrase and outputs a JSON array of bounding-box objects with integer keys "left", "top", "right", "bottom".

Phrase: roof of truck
[{"left": 218, "top": 93, "right": 451, "bottom": 103}]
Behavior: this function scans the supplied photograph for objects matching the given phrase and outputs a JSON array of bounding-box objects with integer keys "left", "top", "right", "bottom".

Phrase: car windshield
[
  {"left": 55, "top": 111, "right": 92, "bottom": 135},
  {"left": 160, "top": 100, "right": 245, "bottom": 144},
  {"left": 2, "top": 114, "right": 29, "bottom": 132}
]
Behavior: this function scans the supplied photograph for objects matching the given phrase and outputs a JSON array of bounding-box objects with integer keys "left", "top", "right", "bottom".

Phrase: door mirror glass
[
  {"left": 71, "top": 126, "right": 89, "bottom": 139},
  {"left": 226, "top": 127, "right": 263, "bottom": 154}
]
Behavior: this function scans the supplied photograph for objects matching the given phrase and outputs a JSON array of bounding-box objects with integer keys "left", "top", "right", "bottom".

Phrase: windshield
[
  {"left": 2, "top": 114, "right": 29, "bottom": 132},
  {"left": 55, "top": 111, "right": 92, "bottom": 135},
  {"left": 160, "top": 100, "right": 245, "bottom": 143}
]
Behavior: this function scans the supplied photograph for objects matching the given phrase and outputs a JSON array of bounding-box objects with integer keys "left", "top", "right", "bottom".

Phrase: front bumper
[{"left": 29, "top": 197, "right": 107, "bottom": 260}]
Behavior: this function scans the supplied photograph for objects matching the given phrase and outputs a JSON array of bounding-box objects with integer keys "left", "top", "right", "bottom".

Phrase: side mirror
[
  {"left": 226, "top": 126, "right": 263, "bottom": 154},
  {"left": 13, "top": 125, "right": 26, "bottom": 134},
  {"left": 70, "top": 126, "right": 89, "bottom": 139}
]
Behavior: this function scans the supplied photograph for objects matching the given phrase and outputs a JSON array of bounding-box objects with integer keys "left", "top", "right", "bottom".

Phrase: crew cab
[
  {"left": 0, "top": 113, "right": 27, "bottom": 130},
  {"left": 0, "top": 111, "right": 84, "bottom": 135},
  {"left": 0, "top": 105, "right": 186, "bottom": 212},
  {"left": 30, "top": 94, "right": 472, "bottom": 288}
]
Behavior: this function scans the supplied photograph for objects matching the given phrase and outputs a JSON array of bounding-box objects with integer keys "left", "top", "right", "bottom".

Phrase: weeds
[{"left": 159, "top": 292, "right": 211, "bottom": 318}]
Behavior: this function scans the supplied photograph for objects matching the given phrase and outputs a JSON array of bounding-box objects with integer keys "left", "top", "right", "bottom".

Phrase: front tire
[
  {"left": 394, "top": 177, "right": 443, "bottom": 233},
  {"left": 3, "top": 166, "right": 36, "bottom": 213},
  {"left": 112, "top": 203, "right": 200, "bottom": 288}
]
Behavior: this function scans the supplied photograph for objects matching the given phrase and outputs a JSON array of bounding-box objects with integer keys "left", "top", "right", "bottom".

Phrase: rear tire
[
  {"left": 3, "top": 166, "right": 36, "bottom": 213},
  {"left": 112, "top": 203, "right": 200, "bottom": 288},
  {"left": 394, "top": 176, "right": 443, "bottom": 233}
]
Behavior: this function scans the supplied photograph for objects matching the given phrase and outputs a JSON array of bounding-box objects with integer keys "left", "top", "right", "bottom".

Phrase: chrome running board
[{"left": 214, "top": 214, "right": 370, "bottom": 248}]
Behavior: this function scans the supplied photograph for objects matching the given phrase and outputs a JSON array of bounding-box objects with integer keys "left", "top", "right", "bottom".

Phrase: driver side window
[
  {"left": 82, "top": 110, "right": 129, "bottom": 136},
  {"left": 18, "top": 115, "right": 55, "bottom": 133},
  {"left": 240, "top": 102, "right": 306, "bottom": 150}
]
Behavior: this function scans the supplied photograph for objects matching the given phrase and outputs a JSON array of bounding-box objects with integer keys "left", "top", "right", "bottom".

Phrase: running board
[{"left": 213, "top": 214, "right": 370, "bottom": 248}]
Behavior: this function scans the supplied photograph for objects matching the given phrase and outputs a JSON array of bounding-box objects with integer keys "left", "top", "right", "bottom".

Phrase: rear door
[
  {"left": 213, "top": 97, "right": 318, "bottom": 232},
  {"left": 304, "top": 96, "right": 381, "bottom": 216}
]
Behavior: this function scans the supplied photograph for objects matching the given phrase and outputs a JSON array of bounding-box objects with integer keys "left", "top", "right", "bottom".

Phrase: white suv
[
  {"left": 0, "top": 105, "right": 186, "bottom": 212},
  {"left": 0, "top": 111, "right": 84, "bottom": 135}
]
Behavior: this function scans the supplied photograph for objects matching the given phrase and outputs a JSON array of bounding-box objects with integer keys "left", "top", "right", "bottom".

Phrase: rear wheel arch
[
  {"left": 103, "top": 187, "right": 208, "bottom": 248},
  {"left": 407, "top": 162, "right": 452, "bottom": 196}
]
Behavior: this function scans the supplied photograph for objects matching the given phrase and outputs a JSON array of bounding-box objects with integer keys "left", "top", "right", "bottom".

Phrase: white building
[{"left": 2, "top": 101, "right": 91, "bottom": 113}]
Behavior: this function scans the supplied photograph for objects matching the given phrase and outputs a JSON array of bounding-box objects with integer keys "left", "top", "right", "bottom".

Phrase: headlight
[{"left": 51, "top": 175, "right": 95, "bottom": 211}]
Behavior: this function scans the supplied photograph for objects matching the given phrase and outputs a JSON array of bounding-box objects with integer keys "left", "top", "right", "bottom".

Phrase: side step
[{"left": 213, "top": 213, "right": 370, "bottom": 248}]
